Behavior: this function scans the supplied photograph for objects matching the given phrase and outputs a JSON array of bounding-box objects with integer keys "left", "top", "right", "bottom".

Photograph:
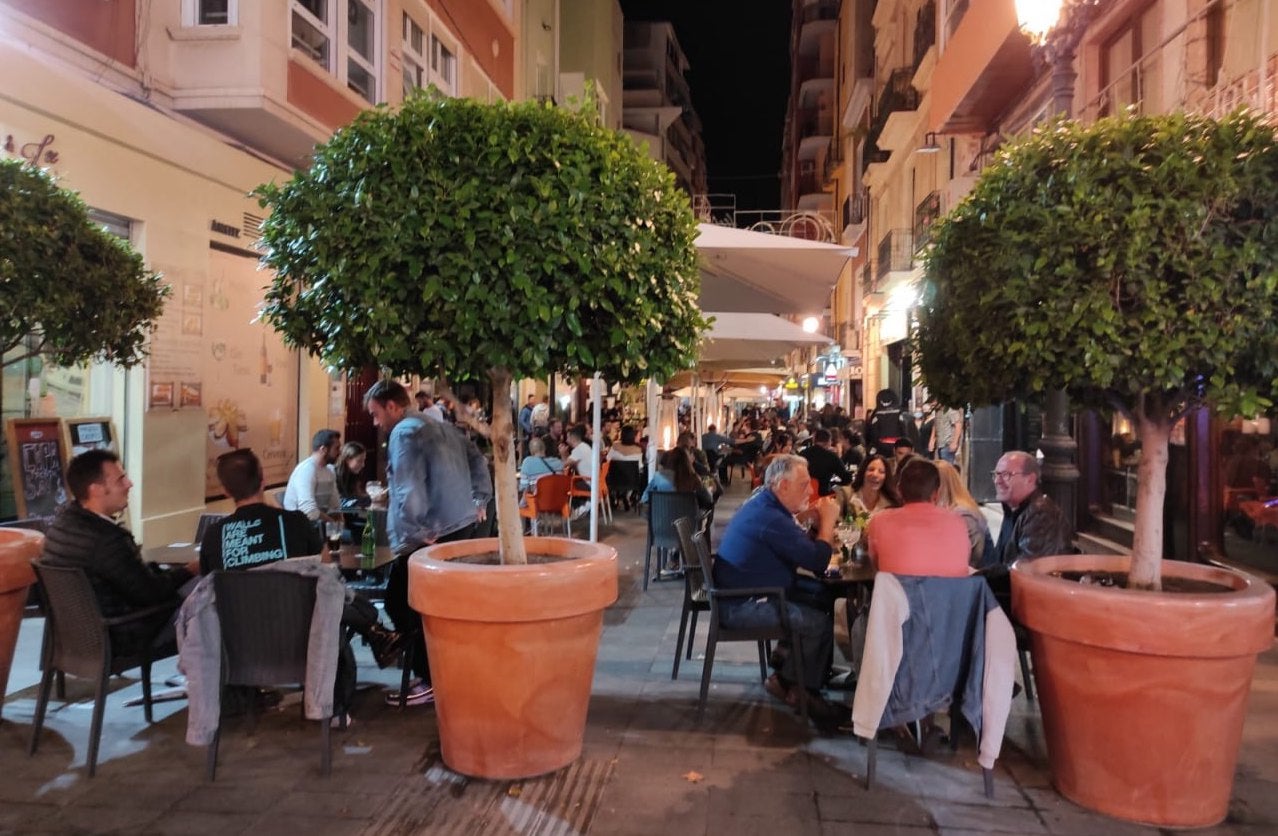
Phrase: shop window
[
  {"left": 290, "top": 0, "right": 382, "bottom": 104},
  {"left": 1220, "top": 416, "right": 1278, "bottom": 575}
]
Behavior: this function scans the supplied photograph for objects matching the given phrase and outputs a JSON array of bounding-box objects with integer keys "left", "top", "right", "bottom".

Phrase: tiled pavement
[{"left": 2, "top": 481, "right": 1277, "bottom": 835}]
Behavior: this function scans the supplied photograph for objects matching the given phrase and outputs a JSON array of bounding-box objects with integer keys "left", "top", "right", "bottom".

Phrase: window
[
  {"left": 290, "top": 0, "right": 381, "bottom": 104},
  {"left": 182, "top": 0, "right": 237, "bottom": 26},
  {"left": 402, "top": 13, "right": 426, "bottom": 98},
  {"left": 431, "top": 34, "right": 457, "bottom": 95},
  {"left": 1100, "top": 3, "right": 1162, "bottom": 116}
]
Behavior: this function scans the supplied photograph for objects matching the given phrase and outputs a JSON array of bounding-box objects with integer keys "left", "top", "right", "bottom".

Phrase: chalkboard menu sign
[
  {"left": 5, "top": 418, "right": 69, "bottom": 521},
  {"left": 63, "top": 417, "right": 118, "bottom": 458}
]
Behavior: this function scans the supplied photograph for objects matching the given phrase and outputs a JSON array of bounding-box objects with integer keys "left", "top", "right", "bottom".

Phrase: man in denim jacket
[{"left": 365, "top": 380, "right": 493, "bottom": 706}]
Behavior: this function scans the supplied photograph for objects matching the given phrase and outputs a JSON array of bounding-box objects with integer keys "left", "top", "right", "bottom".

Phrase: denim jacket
[{"left": 386, "top": 411, "right": 493, "bottom": 555}]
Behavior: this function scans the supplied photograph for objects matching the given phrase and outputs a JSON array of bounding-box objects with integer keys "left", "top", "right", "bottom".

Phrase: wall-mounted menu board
[
  {"left": 5, "top": 418, "right": 69, "bottom": 521},
  {"left": 63, "top": 417, "right": 118, "bottom": 459}
]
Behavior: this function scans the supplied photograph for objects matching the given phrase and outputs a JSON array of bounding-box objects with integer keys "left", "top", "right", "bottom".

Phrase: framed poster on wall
[
  {"left": 5, "top": 418, "right": 68, "bottom": 521},
  {"left": 62, "top": 416, "right": 118, "bottom": 459}
]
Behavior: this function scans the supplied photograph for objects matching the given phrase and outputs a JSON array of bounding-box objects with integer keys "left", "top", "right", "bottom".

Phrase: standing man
[
  {"left": 931, "top": 405, "right": 964, "bottom": 464},
  {"left": 530, "top": 395, "right": 551, "bottom": 433},
  {"left": 365, "top": 380, "right": 493, "bottom": 707},
  {"left": 517, "top": 394, "right": 536, "bottom": 453},
  {"left": 284, "top": 429, "right": 341, "bottom": 522},
  {"left": 799, "top": 428, "right": 851, "bottom": 496},
  {"left": 714, "top": 454, "right": 845, "bottom": 729},
  {"left": 990, "top": 450, "right": 1070, "bottom": 568},
  {"left": 41, "top": 450, "right": 197, "bottom": 657}
]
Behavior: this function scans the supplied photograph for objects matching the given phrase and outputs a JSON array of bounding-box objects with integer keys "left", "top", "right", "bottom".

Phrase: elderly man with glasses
[{"left": 990, "top": 451, "right": 1070, "bottom": 570}]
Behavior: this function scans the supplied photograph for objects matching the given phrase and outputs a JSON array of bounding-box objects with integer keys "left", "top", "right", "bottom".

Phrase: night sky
[{"left": 618, "top": 0, "right": 792, "bottom": 212}]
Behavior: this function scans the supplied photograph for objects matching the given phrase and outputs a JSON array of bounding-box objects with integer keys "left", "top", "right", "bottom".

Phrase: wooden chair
[
  {"left": 518, "top": 474, "right": 573, "bottom": 536},
  {"left": 682, "top": 521, "right": 807, "bottom": 724},
  {"left": 206, "top": 571, "right": 333, "bottom": 779},
  {"left": 29, "top": 562, "right": 178, "bottom": 777},
  {"left": 569, "top": 460, "right": 612, "bottom": 524}
]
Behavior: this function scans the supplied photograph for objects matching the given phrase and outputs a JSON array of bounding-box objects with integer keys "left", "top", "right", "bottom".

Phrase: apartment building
[
  {"left": 621, "top": 21, "right": 708, "bottom": 197},
  {"left": 881, "top": 0, "right": 1278, "bottom": 572},
  {"left": 0, "top": 1, "right": 564, "bottom": 540}
]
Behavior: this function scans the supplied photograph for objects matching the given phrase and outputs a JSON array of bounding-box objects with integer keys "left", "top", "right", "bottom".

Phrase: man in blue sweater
[{"left": 714, "top": 454, "right": 842, "bottom": 724}]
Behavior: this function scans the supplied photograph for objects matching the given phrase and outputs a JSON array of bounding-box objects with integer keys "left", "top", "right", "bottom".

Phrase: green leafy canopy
[
  {"left": 917, "top": 110, "right": 1278, "bottom": 421},
  {"left": 254, "top": 92, "right": 708, "bottom": 383},
  {"left": 0, "top": 158, "right": 169, "bottom": 369}
]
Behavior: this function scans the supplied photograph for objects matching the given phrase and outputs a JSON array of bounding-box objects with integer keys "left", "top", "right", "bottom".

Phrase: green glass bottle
[{"left": 360, "top": 512, "right": 377, "bottom": 570}]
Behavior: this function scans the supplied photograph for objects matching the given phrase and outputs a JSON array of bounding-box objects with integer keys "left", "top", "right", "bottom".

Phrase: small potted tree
[
  {"left": 255, "top": 92, "right": 705, "bottom": 778},
  {"left": 916, "top": 111, "right": 1277, "bottom": 827},
  {"left": 0, "top": 159, "right": 168, "bottom": 715}
]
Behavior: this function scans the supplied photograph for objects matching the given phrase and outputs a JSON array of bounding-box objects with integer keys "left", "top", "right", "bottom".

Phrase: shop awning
[
  {"left": 698, "top": 311, "right": 833, "bottom": 367},
  {"left": 696, "top": 223, "right": 856, "bottom": 315}
]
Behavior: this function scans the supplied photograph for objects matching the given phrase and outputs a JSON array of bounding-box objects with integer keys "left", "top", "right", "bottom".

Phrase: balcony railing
[
  {"left": 800, "top": 0, "right": 840, "bottom": 25},
  {"left": 945, "top": 0, "right": 969, "bottom": 40},
  {"left": 795, "top": 171, "right": 821, "bottom": 196},
  {"left": 842, "top": 187, "right": 867, "bottom": 229},
  {"left": 913, "top": 0, "right": 936, "bottom": 74},
  {"left": 795, "top": 56, "right": 836, "bottom": 82},
  {"left": 797, "top": 107, "right": 834, "bottom": 139},
  {"left": 861, "top": 261, "right": 876, "bottom": 297},
  {"left": 913, "top": 191, "right": 941, "bottom": 252},
  {"left": 823, "top": 136, "right": 843, "bottom": 183},
  {"left": 876, "top": 228, "right": 914, "bottom": 282},
  {"left": 863, "top": 68, "right": 920, "bottom": 169}
]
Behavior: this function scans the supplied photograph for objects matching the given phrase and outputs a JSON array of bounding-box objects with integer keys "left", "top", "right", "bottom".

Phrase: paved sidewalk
[{"left": 2, "top": 481, "right": 1276, "bottom": 835}]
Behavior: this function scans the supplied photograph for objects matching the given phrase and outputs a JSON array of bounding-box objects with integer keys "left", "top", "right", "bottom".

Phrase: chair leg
[
  {"left": 672, "top": 603, "right": 690, "bottom": 680},
  {"left": 399, "top": 640, "right": 416, "bottom": 709},
  {"left": 686, "top": 610, "right": 699, "bottom": 660},
  {"left": 983, "top": 767, "right": 995, "bottom": 798},
  {"left": 141, "top": 659, "right": 154, "bottom": 724},
  {"left": 865, "top": 737, "right": 877, "bottom": 790},
  {"left": 1019, "top": 648, "right": 1036, "bottom": 702},
  {"left": 56, "top": 670, "right": 66, "bottom": 700},
  {"left": 756, "top": 642, "right": 768, "bottom": 682},
  {"left": 697, "top": 631, "right": 718, "bottom": 722},
  {"left": 206, "top": 726, "right": 220, "bottom": 781},
  {"left": 87, "top": 671, "right": 109, "bottom": 777},
  {"left": 28, "top": 666, "right": 55, "bottom": 756},
  {"left": 791, "top": 636, "right": 808, "bottom": 724},
  {"left": 642, "top": 534, "right": 653, "bottom": 591},
  {"left": 320, "top": 715, "right": 332, "bottom": 777}
]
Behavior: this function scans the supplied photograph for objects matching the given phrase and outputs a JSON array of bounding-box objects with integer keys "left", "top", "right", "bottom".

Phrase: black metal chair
[
  {"left": 206, "top": 571, "right": 333, "bottom": 779},
  {"left": 671, "top": 517, "right": 710, "bottom": 679},
  {"left": 606, "top": 460, "right": 645, "bottom": 512},
  {"left": 28, "top": 562, "right": 177, "bottom": 777},
  {"left": 685, "top": 525, "right": 807, "bottom": 724},
  {"left": 192, "top": 512, "right": 228, "bottom": 547},
  {"left": 643, "top": 491, "right": 700, "bottom": 590}
]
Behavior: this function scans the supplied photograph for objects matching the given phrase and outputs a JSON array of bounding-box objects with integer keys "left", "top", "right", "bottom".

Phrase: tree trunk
[
  {"left": 488, "top": 367, "right": 528, "bottom": 565},
  {"left": 1129, "top": 404, "right": 1172, "bottom": 591}
]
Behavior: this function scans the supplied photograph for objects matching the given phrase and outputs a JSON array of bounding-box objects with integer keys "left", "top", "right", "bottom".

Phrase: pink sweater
[{"left": 867, "top": 502, "right": 970, "bottom": 577}]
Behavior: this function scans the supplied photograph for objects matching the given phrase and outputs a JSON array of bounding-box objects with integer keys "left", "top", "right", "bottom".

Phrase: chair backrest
[
  {"left": 193, "top": 513, "right": 228, "bottom": 546},
  {"left": 31, "top": 562, "right": 108, "bottom": 678},
  {"left": 673, "top": 517, "right": 710, "bottom": 604},
  {"left": 648, "top": 491, "right": 700, "bottom": 551},
  {"left": 529, "top": 474, "right": 573, "bottom": 514},
  {"left": 607, "top": 460, "right": 644, "bottom": 493},
  {"left": 212, "top": 571, "right": 317, "bottom": 687}
]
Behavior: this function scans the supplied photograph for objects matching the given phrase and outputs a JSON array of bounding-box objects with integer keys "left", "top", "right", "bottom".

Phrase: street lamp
[{"left": 1013, "top": 0, "right": 1099, "bottom": 534}]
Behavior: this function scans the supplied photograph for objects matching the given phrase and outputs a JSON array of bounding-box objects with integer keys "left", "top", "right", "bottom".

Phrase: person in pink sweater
[{"left": 867, "top": 458, "right": 970, "bottom": 577}]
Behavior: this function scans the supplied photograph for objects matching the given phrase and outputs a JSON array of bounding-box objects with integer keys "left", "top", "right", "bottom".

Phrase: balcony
[
  {"left": 913, "top": 1, "right": 936, "bottom": 75},
  {"left": 930, "top": 0, "right": 1034, "bottom": 134},
  {"left": 867, "top": 68, "right": 921, "bottom": 154},
  {"left": 876, "top": 229, "right": 914, "bottom": 283},
  {"left": 822, "top": 136, "right": 843, "bottom": 184},
  {"left": 795, "top": 55, "right": 836, "bottom": 83},
  {"left": 914, "top": 191, "right": 941, "bottom": 252},
  {"left": 861, "top": 261, "right": 877, "bottom": 297},
  {"left": 842, "top": 187, "right": 868, "bottom": 241},
  {"left": 796, "top": 107, "right": 835, "bottom": 141},
  {"left": 800, "top": 0, "right": 840, "bottom": 25}
]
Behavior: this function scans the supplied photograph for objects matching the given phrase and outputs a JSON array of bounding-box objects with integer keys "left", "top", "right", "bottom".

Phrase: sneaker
[
  {"left": 330, "top": 713, "right": 354, "bottom": 730},
  {"left": 764, "top": 674, "right": 798, "bottom": 707},
  {"left": 386, "top": 681, "right": 434, "bottom": 707},
  {"left": 366, "top": 626, "right": 407, "bottom": 669}
]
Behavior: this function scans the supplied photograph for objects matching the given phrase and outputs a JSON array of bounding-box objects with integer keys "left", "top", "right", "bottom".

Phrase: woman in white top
[
  {"left": 848, "top": 455, "right": 901, "bottom": 516},
  {"left": 935, "top": 459, "right": 992, "bottom": 568},
  {"left": 606, "top": 425, "right": 644, "bottom": 462}
]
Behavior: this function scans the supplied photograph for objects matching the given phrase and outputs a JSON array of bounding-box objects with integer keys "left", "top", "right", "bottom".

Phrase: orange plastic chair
[
  {"left": 519, "top": 474, "right": 573, "bottom": 536},
  {"left": 569, "top": 460, "right": 612, "bottom": 524}
]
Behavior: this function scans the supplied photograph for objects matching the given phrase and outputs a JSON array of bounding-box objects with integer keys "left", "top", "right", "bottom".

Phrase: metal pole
[{"left": 589, "top": 373, "right": 602, "bottom": 543}]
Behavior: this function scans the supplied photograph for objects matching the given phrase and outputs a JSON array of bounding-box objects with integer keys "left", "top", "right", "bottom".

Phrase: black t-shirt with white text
[{"left": 199, "top": 503, "right": 322, "bottom": 574}]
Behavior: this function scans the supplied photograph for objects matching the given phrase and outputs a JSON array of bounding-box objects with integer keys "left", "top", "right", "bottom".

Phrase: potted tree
[
  {"left": 916, "top": 111, "right": 1277, "bottom": 827},
  {"left": 0, "top": 158, "right": 168, "bottom": 715},
  {"left": 254, "top": 92, "right": 705, "bottom": 778}
]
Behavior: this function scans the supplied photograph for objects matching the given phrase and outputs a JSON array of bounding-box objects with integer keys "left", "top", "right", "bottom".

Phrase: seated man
[
  {"left": 866, "top": 458, "right": 970, "bottom": 577},
  {"left": 283, "top": 429, "right": 342, "bottom": 523},
  {"left": 564, "top": 425, "right": 594, "bottom": 480},
  {"left": 41, "top": 450, "right": 198, "bottom": 657},
  {"left": 713, "top": 453, "right": 845, "bottom": 727},
  {"left": 519, "top": 436, "right": 563, "bottom": 494},
  {"left": 202, "top": 449, "right": 404, "bottom": 677}
]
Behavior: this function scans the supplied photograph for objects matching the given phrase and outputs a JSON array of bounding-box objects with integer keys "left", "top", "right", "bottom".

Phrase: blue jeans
[
  {"left": 719, "top": 596, "right": 831, "bottom": 692},
  {"left": 937, "top": 446, "right": 957, "bottom": 464}
]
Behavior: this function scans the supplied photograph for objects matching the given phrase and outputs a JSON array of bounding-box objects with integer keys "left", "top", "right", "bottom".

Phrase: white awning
[
  {"left": 696, "top": 223, "right": 856, "bottom": 315},
  {"left": 698, "top": 311, "right": 832, "bottom": 367}
]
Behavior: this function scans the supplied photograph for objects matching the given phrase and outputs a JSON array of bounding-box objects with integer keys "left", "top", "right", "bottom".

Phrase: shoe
[
  {"left": 764, "top": 674, "right": 798, "bottom": 707},
  {"left": 386, "top": 680, "right": 435, "bottom": 707},
  {"left": 366, "top": 625, "right": 407, "bottom": 669},
  {"left": 330, "top": 713, "right": 353, "bottom": 730}
]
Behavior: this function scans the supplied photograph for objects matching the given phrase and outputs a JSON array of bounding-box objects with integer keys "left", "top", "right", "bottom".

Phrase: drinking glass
[{"left": 324, "top": 520, "right": 344, "bottom": 560}]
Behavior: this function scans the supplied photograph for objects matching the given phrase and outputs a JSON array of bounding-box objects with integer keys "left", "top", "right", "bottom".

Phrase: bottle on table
[{"left": 360, "top": 512, "right": 377, "bottom": 570}]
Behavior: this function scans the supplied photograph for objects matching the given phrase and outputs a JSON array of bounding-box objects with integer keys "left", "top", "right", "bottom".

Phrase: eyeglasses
[{"left": 991, "top": 470, "right": 1025, "bottom": 481}]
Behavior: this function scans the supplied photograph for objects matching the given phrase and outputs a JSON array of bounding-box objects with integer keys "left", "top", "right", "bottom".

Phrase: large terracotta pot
[
  {"left": 407, "top": 537, "right": 617, "bottom": 779},
  {"left": 1011, "top": 554, "right": 1275, "bottom": 828},
  {"left": 0, "top": 528, "right": 42, "bottom": 720}
]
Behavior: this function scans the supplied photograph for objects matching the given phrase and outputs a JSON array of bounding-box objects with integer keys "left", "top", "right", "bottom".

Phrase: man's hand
[
  {"left": 475, "top": 504, "right": 488, "bottom": 523},
  {"left": 183, "top": 558, "right": 202, "bottom": 576},
  {"left": 815, "top": 495, "right": 840, "bottom": 526}
]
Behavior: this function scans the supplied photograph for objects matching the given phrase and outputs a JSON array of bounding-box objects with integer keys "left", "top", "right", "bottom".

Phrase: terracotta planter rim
[
  {"left": 1011, "top": 553, "right": 1275, "bottom": 658},
  {"left": 0, "top": 528, "right": 41, "bottom": 594}
]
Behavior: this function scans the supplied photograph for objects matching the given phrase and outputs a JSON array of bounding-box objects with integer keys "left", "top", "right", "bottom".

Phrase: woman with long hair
[
  {"left": 849, "top": 454, "right": 900, "bottom": 516},
  {"left": 335, "top": 441, "right": 370, "bottom": 508},
  {"left": 935, "top": 460, "right": 992, "bottom": 568}
]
